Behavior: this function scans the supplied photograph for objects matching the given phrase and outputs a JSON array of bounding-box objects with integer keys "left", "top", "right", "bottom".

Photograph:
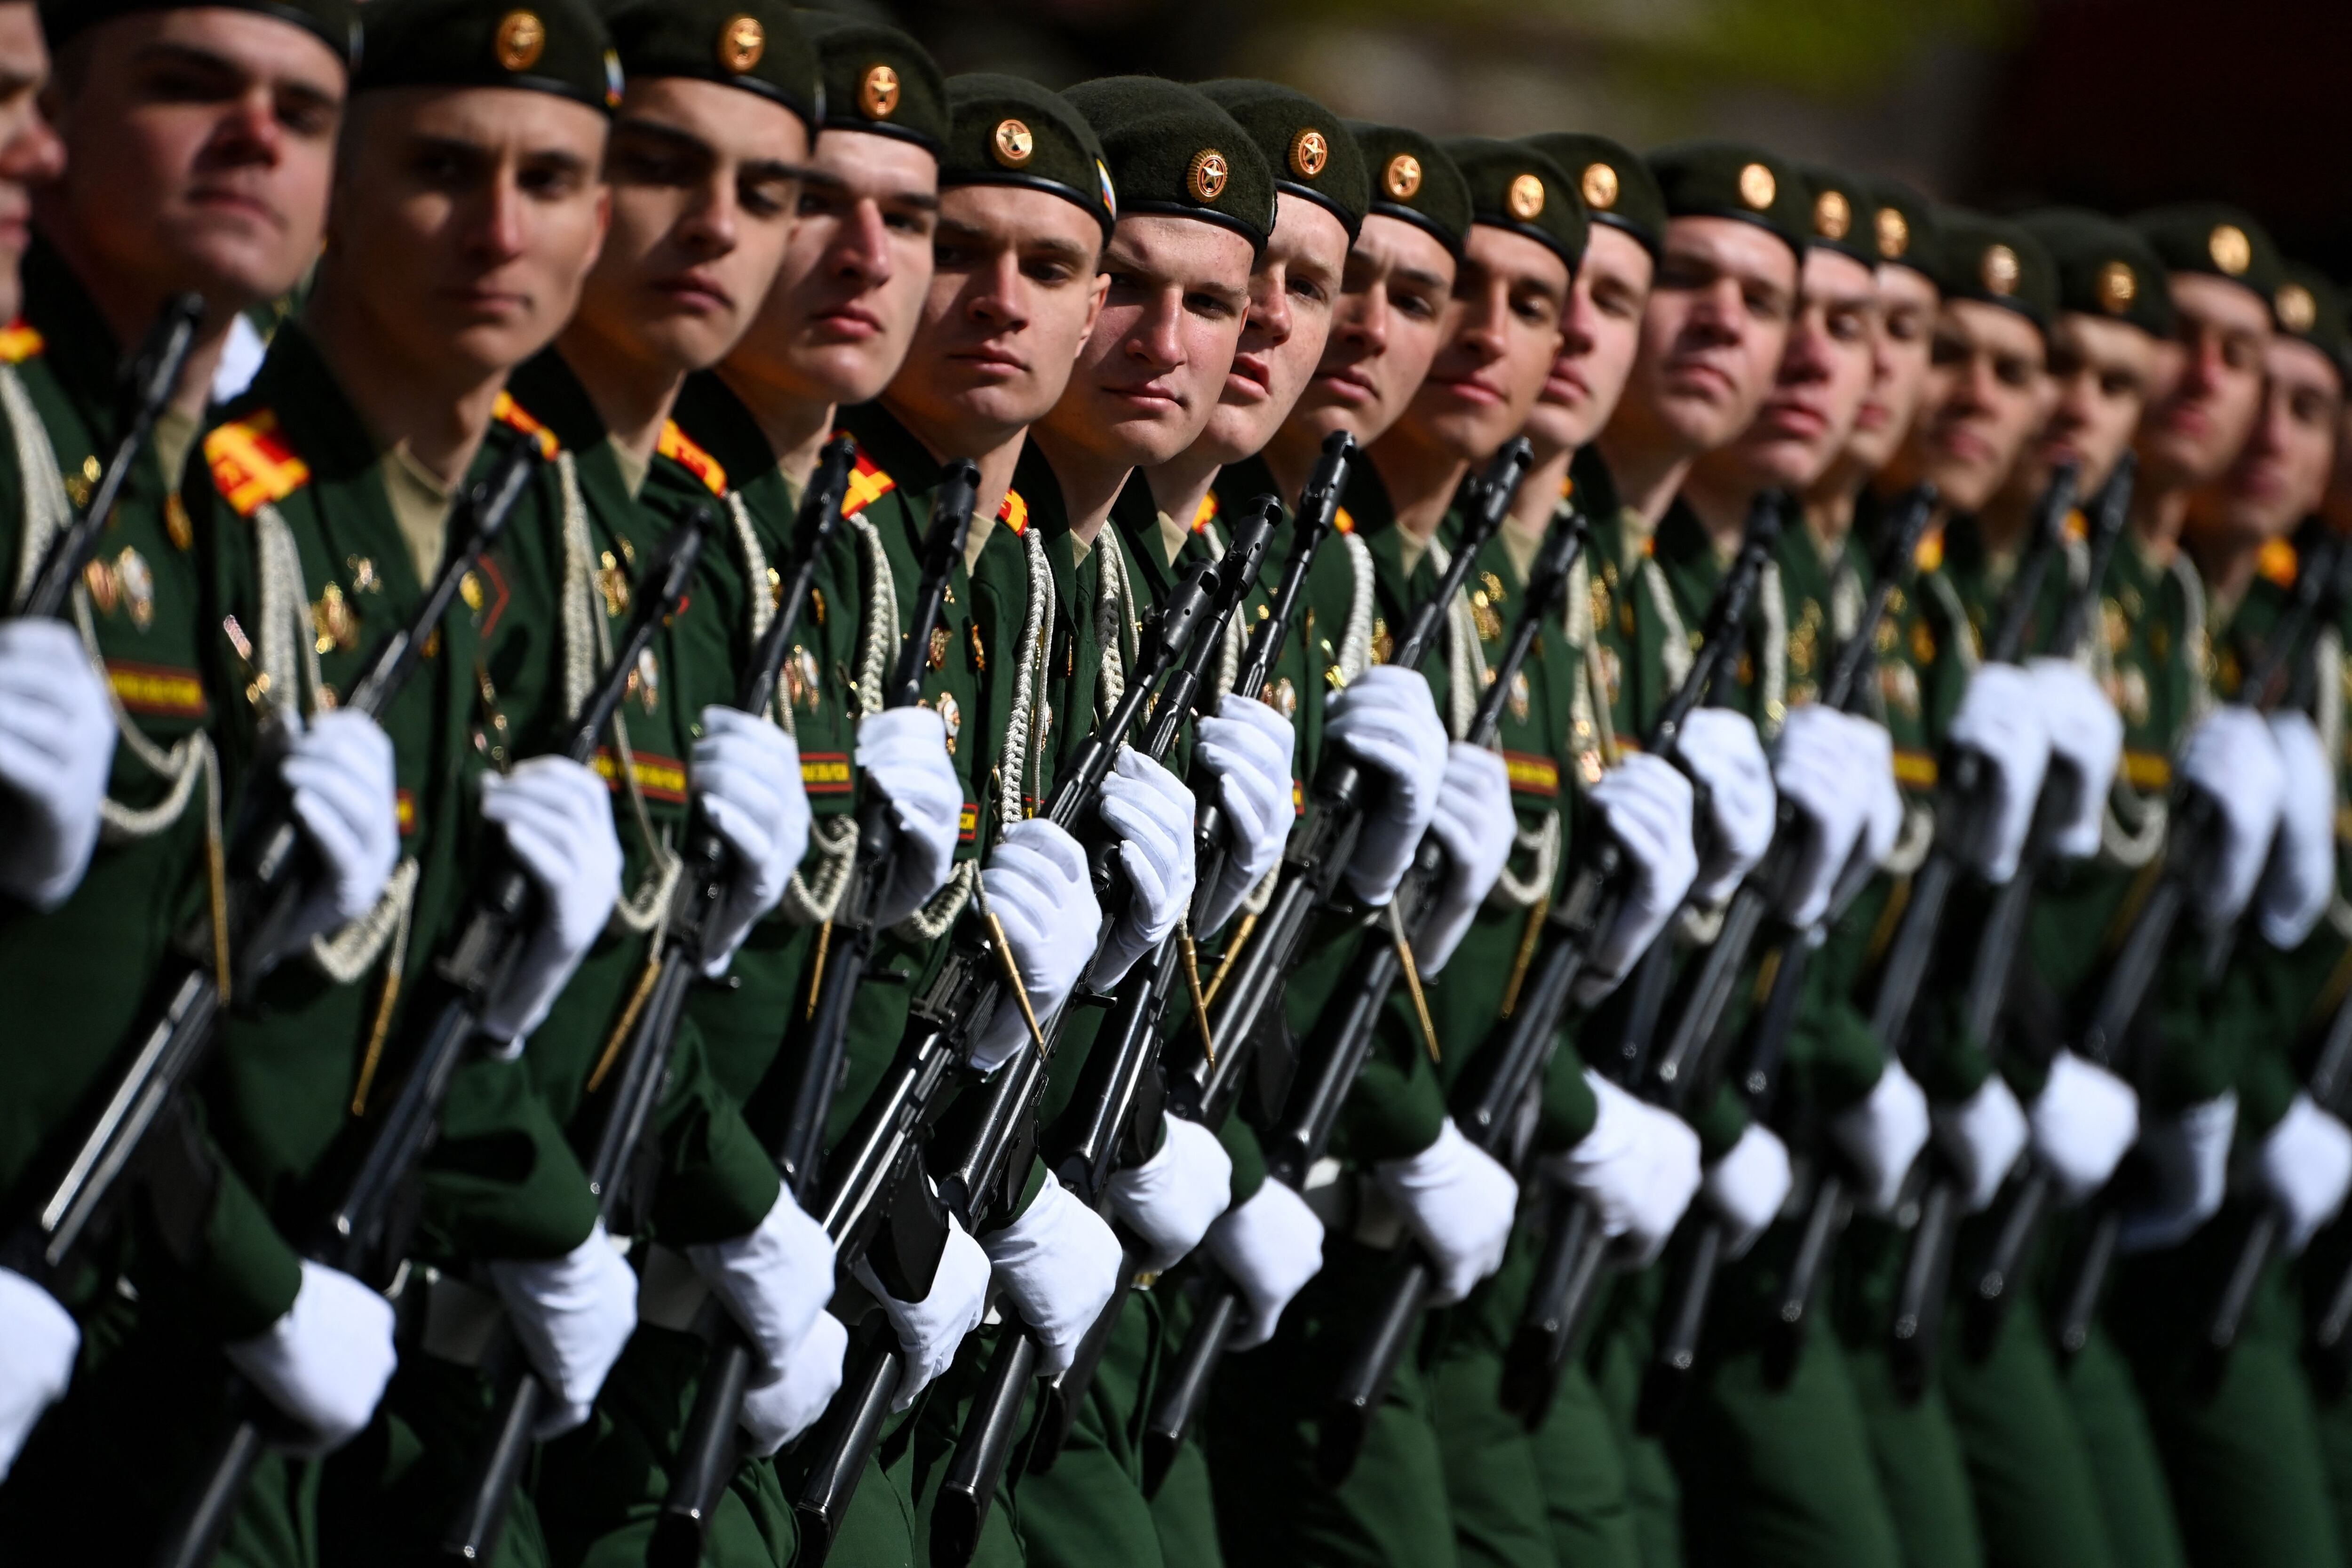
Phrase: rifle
[
  {"left": 443, "top": 443, "right": 859, "bottom": 1562},
  {"left": 1320, "top": 492, "right": 1784, "bottom": 1483}
]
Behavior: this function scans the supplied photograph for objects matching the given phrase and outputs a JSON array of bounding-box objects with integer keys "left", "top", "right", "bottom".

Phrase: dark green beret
[
  {"left": 355, "top": 0, "right": 618, "bottom": 112},
  {"left": 798, "top": 12, "right": 944, "bottom": 153},
  {"left": 1934, "top": 209, "right": 2058, "bottom": 335},
  {"left": 1438, "top": 136, "right": 1584, "bottom": 273},
  {"left": 40, "top": 0, "right": 358, "bottom": 67},
  {"left": 1061, "top": 77, "right": 1275, "bottom": 254},
  {"left": 1345, "top": 119, "right": 1470, "bottom": 257},
  {"left": 1796, "top": 163, "right": 1879, "bottom": 269},
  {"left": 1520, "top": 132, "right": 1662, "bottom": 259},
  {"left": 1645, "top": 140, "right": 1809, "bottom": 260},
  {"left": 2274, "top": 263, "right": 2349, "bottom": 388},
  {"left": 1195, "top": 80, "right": 1367, "bottom": 242},
  {"left": 2015, "top": 208, "right": 2174, "bottom": 341},
  {"left": 939, "top": 74, "right": 1113, "bottom": 239},
  {"left": 602, "top": 0, "right": 818, "bottom": 130},
  {"left": 1869, "top": 177, "right": 1941, "bottom": 281},
  {"left": 2130, "top": 202, "right": 2285, "bottom": 303}
]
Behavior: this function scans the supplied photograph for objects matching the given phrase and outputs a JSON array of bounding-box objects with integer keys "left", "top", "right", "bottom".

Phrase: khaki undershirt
[
  {"left": 609, "top": 437, "right": 649, "bottom": 500},
  {"left": 1398, "top": 532, "right": 1429, "bottom": 578},
  {"left": 963, "top": 511, "right": 993, "bottom": 577},
  {"left": 1499, "top": 508, "right": 1546, "bottom": 585},
  {"left": 1157, "top": 509, "right": 1190, "bottom": 570},
  {"left": 382, "top": 441, "right": 455, "bottom": 582},
  {"left": 153, "top": 407, "right": 199, "bottom": 500}
]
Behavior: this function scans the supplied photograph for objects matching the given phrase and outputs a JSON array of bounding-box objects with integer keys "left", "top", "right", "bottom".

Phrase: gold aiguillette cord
[
  {"left": 1201, "top": 909, "right": 1255, "bottom": 1008},
  {"left": 1177, "top": 916, "right": 1214, "bottom": 1067},
  {"left": 1498, "top": 896, "right": 1549, "bottom": 1019},
  {"left": 1390, "top": 902, "right": 1441, "bottom": 1066},
  {"left": 982, "top": 904, "right": 1046, "bottom": 1050}
]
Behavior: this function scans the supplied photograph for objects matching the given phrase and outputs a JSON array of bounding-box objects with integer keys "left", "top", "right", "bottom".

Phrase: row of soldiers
[{"left": 0, "top": 2, "right": 2347, "bottom": 1567}]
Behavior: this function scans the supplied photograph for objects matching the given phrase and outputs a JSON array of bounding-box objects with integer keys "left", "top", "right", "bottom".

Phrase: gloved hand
[
  {"left": 1090, "top": 747, "right": 1197, "bottom": 988},
  {"left": 280, "top": 708, "right": 400, "bottom": 945},
  {"left": 1195, "top": 692, "right": 1296, "bottom": 935},
  {"left": 1931, "top": 1077, "right": 2029, "bottom": 1213},
  {"left": 738, "top": 1309, "right": 848, "bottom": 1456},
  {"left": 855, "top": 1212, "right": 990, "bottom": 1409},
  {"left": 1572, "top": 754, "right": 1698, "bottom": 1007},
  {"left": 0, "top": 618, "right": 115, "bottom": 910},
  {"left": 2257, "top": 711, "right": 2333, "bottom": 950},
  {"left": 1205, "top": 1179, "right": 1325, "bottom": 1349},
  {"left": 1830, "top": 1060, "right": 1931, "bottom": 1215},
  {"left": 2026, "top": 658, "right": 2122, "bottom": 860},
  {"left": 1702, "top": 1123, "right": 1792, "bottom": 1259},
  {"left": 856, "top": 706, "right": 962, "bottom": 926},
  {"left": 222, "top": 1260, "right": 397, "bottom": 1454},
  {"left": 692, "top": 706, "right": 810, "bottom": 977},
  {"left": 981, "top": 1170, "right": 1123, "bottom": 1374},
  {"left": 1771, "top": 704, "right": 1884, "bottom": 926},
  {"left": 1944, "top": 663, "right": 2051, "bottom": 884},
  {"left": 969, "top": 819, "right": 1101, "bottom": 1072},
  {"left": 2178, "top": 707, "right": 2284, "bottom": 928},
  {"left": 2260, "top": 1093, "right": 2352, "bottom": 1254},
  {"left": 1374, "top": 1118, "right": 1518, "bottom": 1305},
  {"left": 2120, "top": 1093, "right": 2238, "bottom": 1254},
  {"left": 684, "top": 1186, "right": 834, "bottom": 1378},
  {"left": 0, "top": 1268, "right": 79, "bottom": 1480},
  {"left": 1325, "top": 666, "right": 1449, "bottom": 905},
  {"left": 1107, "top": 1113, "right": 1234, "bottom": 1272},
  {"left": 487, "top": 1222, "right": 639, "bottom": 1438},
  {"left": 2029, "top": 1050, "right": 2139, "bottom": 1204},
  {"left": 1676, "top": 708, "right": 1775, "bottom": 905},
  {"left": 1549, "top": 1072, "right": 1702, "bottom": 1266},
  {"left": 477, "top": 757, "right": 623, "bottom": 1044},
  {"left": 1420, "top": 744, "right": 1516, "bottom": 974}
]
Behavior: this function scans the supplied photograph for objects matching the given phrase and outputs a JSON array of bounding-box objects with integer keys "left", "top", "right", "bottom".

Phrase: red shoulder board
[
  {"left": 492, "top": 391, "right": 560, "bottom": 458},
  {"left": 1191, "top": 492, "right": 1219, "bottom": 532},
  {"left": 657, "top": 420, "right": 727, "bottom": 496},
  {"left": 998, "top": 488, "right": 1028, "bottom": 536},
  {"left": 2258, "top": 536, "right": 2298, "bottom": 589},
  {"left": 204, "top": 410, "right": 312, "bottom": 518},
  {"left": 1334, "top": 505, "right": 1354, "bottom": 535},
  {"left": 841, "top": 442, "right": 896, "bottom": 517},
  {"left": 0, "top": 321, "right": 44, "bottom": 365}
]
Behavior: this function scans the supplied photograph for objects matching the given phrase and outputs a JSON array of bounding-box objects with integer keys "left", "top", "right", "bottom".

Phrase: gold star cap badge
[
  {"left": 1189, "top": 148, "right": 1230, "bottom": 204},
  {"left": 1876, "top": 207, "right": 1910, "bottom": 260},
  {"left": 992, "top": 118, "right": 1033, "bottom": 167},
  {"left": 1981, "top": 243, "right": 2021, "bottom": 297},
  {"left": 494, "top": 9, "right": 546, "bottom": 72},
  {"left": 1581, "top": 161, "right": 1619, "bottom": 211},
  {"left": 2097, "top": 259, "right": 2138, "bottom": 314},
  {"left": 2209, "top": 223, "right": 2252, "bottom": 276},
  {"left": 2279, "top": 281, "right": 2319, "bottom": 334},
  {"left": 718, "top": 14, "right": 764, "bottom": 73},
  {"left": 860, "top": 64, "right": 900, "bottom": 119},
  {"left": 1290, "top": 127, "right": 1329, "bottom": 180},
  {"left": 1738, "top": 161, "right": 1776, "bottom": 210},
  {"left": 1507, "top": 173, "right": 1545, "bottom": 221},
  {"left": 1384, "top": 152, "right": 1422, "bottom": 201},
  {"left": 1813, "top": 189, "right": 1851, "bottom": 241}
]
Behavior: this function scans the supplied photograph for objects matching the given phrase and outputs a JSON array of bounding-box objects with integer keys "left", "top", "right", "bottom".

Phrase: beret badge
[
  {"left": 2209, "top": 223, "right": 2252, "bottom": 277},
  {"left": 1981, "top": 244, "right": 2021, "bottom": 297},
  {"left": 495, "top": 9, "right": 547, "bottom": 72},
  {"left": 1737, "top": 161, "right": 1775, "bottom": 210},
  {"left": 1383, "top": 153, "right": 1422, "bottom": 201},
  {"left": 717, "top": 15, "right": 764, "bottom": 74},
  {"left": 859, "top": 64, "right": 900, "bottom": 119},
  {"left": 1188, "top": 149, "right": 1230, "bottom": 204},
  {"left": 1876, "top": 207, "right": 1910, "bottom": 260},
  {"left": 1581, "top": 162, "right": 1618, "bottom": 211},
  {"left": 992, "top": 118, "right": 1034, "bottom": 168},
  {"left": 1813, "top": 189, "right": 1851, "bottom": 241},
  {"left": 2097, "top": 260, "right": 2138, "bottom": 315},
  {"left": 2278, "top": 281, "right": 2319, "bottom": 334},
  {"left": 1290, "top": 128, "right": 1329, "bottom": 180},
  {"left": 1507, "top": 173, "right": 1545, "bottom": 221}
]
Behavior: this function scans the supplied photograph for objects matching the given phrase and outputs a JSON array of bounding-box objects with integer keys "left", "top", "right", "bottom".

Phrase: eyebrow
[
  {"left": 801, "top": 168, "right": 940, "bottom": 211},
  {"left": 132, "top": 38, "right": 344, "bottom": 107},
  {"left": 1395, "top": 264, "right": 1450, "bottom": 293}
]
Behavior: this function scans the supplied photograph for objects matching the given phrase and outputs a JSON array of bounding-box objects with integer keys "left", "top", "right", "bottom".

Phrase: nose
[
  {"left": 967, "top": 247, "right": 1028, "bottom": 332},
  {"left": 1129, "top": 287, "right": 1183, "bottom": 373},
  {"left": 835, "top": 198, "right": 892, "bottom": 287},
  {"left": 1250, "top": 270, "right": 1292, "bottom": 350},
  {"left": 675, "top": 171, "right": 741, "bottom": 260}
]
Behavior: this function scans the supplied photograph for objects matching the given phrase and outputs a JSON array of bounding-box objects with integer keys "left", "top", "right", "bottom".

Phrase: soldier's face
[
  {"left": 1902, "top": 298, "right": 2052, "bottom": 513},
  {"left": 2137, "top": 272, "right": 2272, "bottom": 489},
  {"left": 40, "top": 9, "right": 340, "bottom": 314},
  {"left": 319, "top": 86, "right": 609, "bottom": 379},
  {"left": 727, "top": 126, "right": 937, "bottom": 410},
  {"left": 1191, "top": 193, "right": 1350, "bottom": 467},
  {"left": 2193, "top": 335, "right": 2341, "bottom": 547},
  {"left": 1524, "top": 222, "right": 1651, "bottom": 458},
  {"left": 2006, "top": 313, "right": 2161, "bottom": 506},
  {"left": 0, "top": 7, "right": 60, "bottom": 326},
  {"left": 886, "top": 184, "right": 1105, "bottom": 446},
  {"left": 1040, "top": 213, "right": 1254, "bottom": 469},
  {"left": 1285, "top": 212, "right": 1455, "bottom": 448},
  {"left": 1404, "top": 222, "right": 1567, "bottom": 463},
  {"left": 1724, "top": 245, "right": 1877, "bottom": 489},
  {"left": 1844, "top": 263, "right": 1937, "bottom": 473},
  {"left": 1618, "top": 216, "right": 1797, "bottom": 458}
]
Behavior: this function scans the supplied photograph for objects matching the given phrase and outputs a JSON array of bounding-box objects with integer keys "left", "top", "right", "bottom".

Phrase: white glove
[
  {"left": 2178, "top": 707, "right": 2284, "bottom": 928},
  {"left": 1701, "top": 1123, "right": 1792, "bottom": 1260},
  {"left": 738, "top": 1308, "right": 848, "bottom": 1457},
  {"left": 1325, "top": 665, "right": 1449, "bottom": 905},
  {"left": 0, "top": 619, "right": 115, "bottom": 910},
  {"left": 1573, "top": 754, "right": 1698, "bottom": 1006},
  {"left": 1374, "top": 1118, "right": 1518, "bottom": 1305},
  {"left": 2120, "top": 1093, "right": 2238, "bottom": 1254},
  {"left": 1944, "top": 663, "right": 2051, "bottom": 884},
  {"left": 477, "top": 757, "right": 624, "bottom": 1044},
  {"left": 683, "top": 1186, "right": 834, "bottom": 1377},
  {"left": 855, "top": 1213, "right": 991, "bottom": 1409},
  {"left": 1195, "top": 692, "right": 1296, "bottom": 934},
  {"left": 969, "top": 819, "right": 1101, "bottom": 1072},
  {"left": 1771, "top": 704, "right": 1884, "bottom": 927},
  {"left": 856, "top": 706, "right": 962, "bottom": 926},
  {"left": 1089, "top": 747, "right": 1197, "bottom": 988},
  {"left": 1830, "top": 1060, "right": 1931, "bottom": 1215},
  {"left": 1677, "top": 708, "right": 1775, "bottom": 906},
  {"left": 981, "top": 1170, "right": 1123, "bottom": 1375},
  {"left": 1931, "top": 1077, "right": 2029, "bottom": 1213},
  {"left": 487, "top": 1223, "right": 639, "bottom": 1438},
  {"left": 691, "top": 706, "right": 810, "bottom": 977},
  {"left": 0, "top": 1269, "right": 79, "bottom": 1480},
  {"left": 1106, "top": 1113, "right": 1234, "bottom": 1272},
  {"left": 2260, "top": 1093, "right": 2352, "bottom": 1255},
  {"left": 1549, "top": 1072, "right": 1702, "bottom": 1267},
  {"left": 1205, "top": 1179, "right": 1325, "bottom": 1349},
  {"left": 2025, "top": 658, "right": 2122, "bottom": 861},
  {"left": 2257, "top": 711, "right": 2333, "bottom": 950},
  {"left": 280, "top": 708, "right": 401, "bottom": 945},
  {"left": 1420, "top": 744, "right": 1516, "bottom": 975},
  {"left": 222, "top": 1259, "right": 397, "bottom": 1455},
  {"left": 2029, "top": 1050, "right": 2140, "bottom": 1204}
]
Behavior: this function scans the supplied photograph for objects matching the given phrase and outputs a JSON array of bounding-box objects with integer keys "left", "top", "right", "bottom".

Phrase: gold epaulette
[{"left": 204, "top": 410, "right": 310, "bottom": 518}]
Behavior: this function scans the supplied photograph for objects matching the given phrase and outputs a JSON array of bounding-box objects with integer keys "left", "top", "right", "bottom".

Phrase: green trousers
[
  {"left": 1589, "top": 1265, "right": 1682, "bottom": 1568},
  {"left": 2300, "top": 1226, "right": 2352, "bottom": 1563},
  {"left": 884, "top": 1319, "right": 1029, "bottom": 1568},
  {"left": 1142, "top": 1282, "right": 1226, "bottom": 1568},
  {"left": 1011, "top": 1287, "right": 1167, "bottom": 1568}
]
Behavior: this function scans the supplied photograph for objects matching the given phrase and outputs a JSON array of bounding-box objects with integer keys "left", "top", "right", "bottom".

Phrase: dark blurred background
[{"left": 813, "top": 0, "right": 2350, "bottom": 278}]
